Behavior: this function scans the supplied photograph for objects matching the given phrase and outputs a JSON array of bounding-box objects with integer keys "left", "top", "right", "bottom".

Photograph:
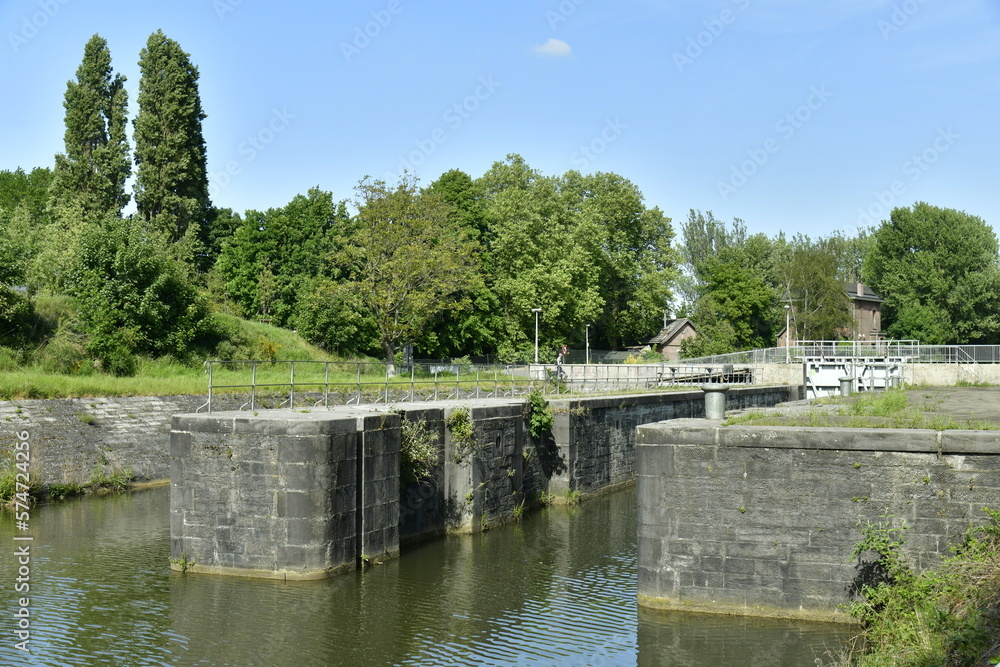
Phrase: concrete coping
[{"left": 638, "top": 418, "right": 1000, "bottom": 455}]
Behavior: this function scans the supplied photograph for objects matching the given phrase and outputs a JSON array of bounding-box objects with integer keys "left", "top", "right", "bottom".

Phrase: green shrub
[
  {"left": 35, "top": 328, "right": 90, "bottom": 375},
  {"left": 399, "top": 417, "right": 439, "bottom": 485},
  {"left": 446, "top": 407, "right": 476, "bottom": 463},
  {"left": 526, "top": 389, "right": 554, "bottom": 439},
  {"left": 846, "top": 509, "right": 1000, "bottom": 665}
]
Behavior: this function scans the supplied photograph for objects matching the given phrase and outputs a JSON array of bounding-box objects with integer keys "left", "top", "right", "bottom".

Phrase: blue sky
[{"left": 2, "top": 0, "right": 998, "bottom": 240}]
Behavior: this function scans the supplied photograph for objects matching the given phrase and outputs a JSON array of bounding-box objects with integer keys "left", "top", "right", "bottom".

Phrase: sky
[{"left": 1, "top": 0, "right": 998, "bottom": 240}]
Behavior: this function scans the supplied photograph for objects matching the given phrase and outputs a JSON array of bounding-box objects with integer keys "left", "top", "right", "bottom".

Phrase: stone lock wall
[
  {"left": 167, "top": 385, "right": 800, "bottom": 579},
  {"left": 170, "top": 408, "right": 399, "bottom": 580},
  {"left": 636, "top": 420, "right": 1000, "bottom": 621}
]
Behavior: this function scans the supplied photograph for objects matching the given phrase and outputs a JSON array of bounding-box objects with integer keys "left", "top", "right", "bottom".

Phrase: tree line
[{"left": 2, "top": 32, "right": 999, "bottom": 376}]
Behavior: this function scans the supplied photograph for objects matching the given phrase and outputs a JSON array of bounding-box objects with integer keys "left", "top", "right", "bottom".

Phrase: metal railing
[
  {"left": 197, "top": 359, "right": 758, "bottom": 413},
  {"left": 681, "top": 343, "right": 1000, "bottom": 366}
]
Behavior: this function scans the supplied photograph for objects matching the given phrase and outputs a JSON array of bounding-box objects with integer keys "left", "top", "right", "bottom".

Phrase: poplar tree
[
  {"left": 50, "top": 34, "right": 131, "bottom": 220},
  {"left": 133, "top": 30, "right": 211, "bottom": 245}
]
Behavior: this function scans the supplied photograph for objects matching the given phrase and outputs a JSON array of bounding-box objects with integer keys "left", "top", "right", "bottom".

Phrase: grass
[
  {"left": 725, "top": 388, "right": 1000, "bottom": 431},
  {"left": 0, "top": 314, "right": 343, "bottom": 400}
]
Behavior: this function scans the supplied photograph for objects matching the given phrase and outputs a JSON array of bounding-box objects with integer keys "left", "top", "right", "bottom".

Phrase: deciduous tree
[
  {"left": 863, "top": 203, "right": 1000, "bottom": 343},
  {"left": 335, "top": 176, "right": 479, "bottom": 371}
]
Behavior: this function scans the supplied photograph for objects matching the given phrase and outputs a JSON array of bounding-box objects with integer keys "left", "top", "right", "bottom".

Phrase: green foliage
[
  {"left": 846, "top": 509, "right": 1000, "bottom": 665},
  {"left": 399, "top": 417, "right": 440, "bottom": 486},
  {"left": 774, "top": 234, "right": 853, "bottom": 340},
  {"left": 50, "top": 34, "right": 131, "bottom": 222},
  {"left": 69, "top": 217, "right": 212, "bottom": 368},
  {"left": 0, "top": 167, "right": 53, "bottom": 221},
  {"left": 683, "top": 244, "right": 776, "bottom": 356},
  {"left": 134, "top": 30, "right": 211, "bottom": 245},
  {"left": 336, "top": 175, "right": 480, "bottom": 366},
  {"left": 476, "top": 155, "right": 676, "bottom": 360},
  {"left": 863, "top": 202, "right": 1000, "bottom": 344},
  {"left": 526, "top": 389, "right": 554, "bottom": 439},
  {"left": 87, "top": 465, "right": 132, "bottom": 492},
  {"left": 446, "top": 406, "right": 476, "bottom": 463}
]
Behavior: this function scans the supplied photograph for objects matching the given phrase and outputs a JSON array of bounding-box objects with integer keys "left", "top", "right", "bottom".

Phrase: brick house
[
  {"left": 843, "top": 282, "right": 884, "bottom": 341},
  {"left": 641, "top": 318, "right": 697, "bottom": 361}
]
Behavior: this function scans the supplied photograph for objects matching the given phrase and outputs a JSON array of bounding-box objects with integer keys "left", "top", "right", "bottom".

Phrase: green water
[{"left": 1, "top": 486, "right": 853, "bottom": 666}]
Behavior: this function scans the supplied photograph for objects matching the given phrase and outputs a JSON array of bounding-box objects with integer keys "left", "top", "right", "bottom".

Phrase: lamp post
[
  {"left": 585, "top": 324, "right": 591, "bottom": 364},
  {"left": 531, "top": 308, "right": 542, "bottom": 363},
  {"left": 784, "top": 304, "right": 791, "bottom": 364}
]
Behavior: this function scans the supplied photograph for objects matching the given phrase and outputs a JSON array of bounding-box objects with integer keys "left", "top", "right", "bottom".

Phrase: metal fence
[
  {"left": 198, "top": 359, "right": 755, "bottom": 413},
  {"left": 680, "top": 342, "right": 1000, "bottom": 366}
]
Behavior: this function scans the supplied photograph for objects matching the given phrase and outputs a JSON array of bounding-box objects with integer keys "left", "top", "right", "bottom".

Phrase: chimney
[{"left": 857, "top": 282, "right": 864, "bottom": 297}]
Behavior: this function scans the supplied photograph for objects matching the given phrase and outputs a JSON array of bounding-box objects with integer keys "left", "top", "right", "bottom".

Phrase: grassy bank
[{"left": 0, "top": 312, "right": 345, "bottom": 400}]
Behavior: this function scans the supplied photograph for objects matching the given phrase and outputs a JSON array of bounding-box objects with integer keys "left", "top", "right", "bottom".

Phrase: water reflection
[{"left": 1, "top": 486, "right": 852, "bottom": 666}]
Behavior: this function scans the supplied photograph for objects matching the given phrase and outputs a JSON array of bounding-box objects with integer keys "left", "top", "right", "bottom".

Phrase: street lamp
[
  {"left": 784, "top": 304, "right": 791, "bottom": 364},
  {"left": 531, "top": 308, "right": 542, "bottom": 363},
  {"left": 585, "top": 324, "right": 591, "bottom": 365}
]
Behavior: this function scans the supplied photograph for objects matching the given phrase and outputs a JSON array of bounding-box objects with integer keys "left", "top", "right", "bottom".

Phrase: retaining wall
[
  {"left": 636, "top": 420, "right": 1000, "bottom": 622},
  {"left": 0, "top": 396, "right": 243, "bottom": 486}
]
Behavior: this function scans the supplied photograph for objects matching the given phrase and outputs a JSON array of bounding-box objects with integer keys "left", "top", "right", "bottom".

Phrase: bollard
[
  {"left": 839, "top": 376, "right": 853, "bottom": 397},
  {"left": 701, "top": 384, "right": 730, "bottom": 419}
]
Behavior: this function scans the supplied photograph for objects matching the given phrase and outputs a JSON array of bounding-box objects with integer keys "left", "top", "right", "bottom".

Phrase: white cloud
[{"left": 533, "top": 38, "right": 572, "bottom": 57}]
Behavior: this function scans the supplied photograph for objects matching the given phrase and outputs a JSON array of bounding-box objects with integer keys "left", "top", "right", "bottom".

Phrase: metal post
[
  {"left": 532, "top": 307, "right": 542, "bottom": 363},
  {"left": 207, "top": 361, "right": 213, "bottom": 413},
  {"left": 410, "top": 364, "right": 415, "bottom": 403},
  {"left": 324, "top": 362, "right": 330, "bottom": 409},
  {"left": 250, "top": 361, "right": 257, "bottom": 412},
  {"left": 585, "top": 324, "right": 590, "bottom": 365},
  {"left": 289, "top": 361, "right": 295, "bottom": 409}
]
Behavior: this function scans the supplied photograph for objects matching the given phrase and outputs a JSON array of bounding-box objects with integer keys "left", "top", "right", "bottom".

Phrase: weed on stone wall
[
  {"left": 446, "top": 406, "right": 476, "bottom": 463},
  {"left": 399, "top": 416, "right": 439, "bottom": 486},
  {"left": 840, "top": 508, "right": 1000, "bottom": 666}
]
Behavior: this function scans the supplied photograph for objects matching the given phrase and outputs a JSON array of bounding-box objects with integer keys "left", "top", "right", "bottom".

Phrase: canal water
[{"left": 1, "top": 486, "right": 853, "bottom": 666}]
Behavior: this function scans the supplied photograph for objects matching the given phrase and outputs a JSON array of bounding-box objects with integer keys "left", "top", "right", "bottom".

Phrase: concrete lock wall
[
  {"left": 169, "top": 386, "right": 800, "bottom": 579},
  {"left": 636, "top": 421, "right": 1000, "bottom": 622}
]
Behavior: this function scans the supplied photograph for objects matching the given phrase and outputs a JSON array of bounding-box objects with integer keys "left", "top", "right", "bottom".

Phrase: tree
[
  {"left": 0, "top": 167, "right": 53, "bottom": 221},
  {"left": 215, "top": 188, "right": 350, "bottom": 327},
  {"left": 560, "top": 170, "right": 677, "bottom": 349},
  {"left": 863, "top": 203, "right": 1000, "bottom": 344},
  {"left": 49, "top": 35, "right": 131, "bottom": 221},
  {"left": 774, "top": 235, "right": 852, "bottom": 341},
  {"left": 133, "top": 30, "right": 210, "bottom": 246},
  {"left": 677, "top": 210, "right": 748, "bottom": 313},
  {"left": 69, "top": 217, "right": 212, "bottom": 374},
  {"left": 682, "top": 246, "right": 776, "bottom": 356},
  {"left": 335, "top": 176, "right": 479, "bottom": 371}
]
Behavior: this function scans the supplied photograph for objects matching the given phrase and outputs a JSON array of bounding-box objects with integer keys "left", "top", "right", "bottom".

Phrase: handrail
[{"left": 198, "top": 359, "right": 759, "bottom": 412}]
